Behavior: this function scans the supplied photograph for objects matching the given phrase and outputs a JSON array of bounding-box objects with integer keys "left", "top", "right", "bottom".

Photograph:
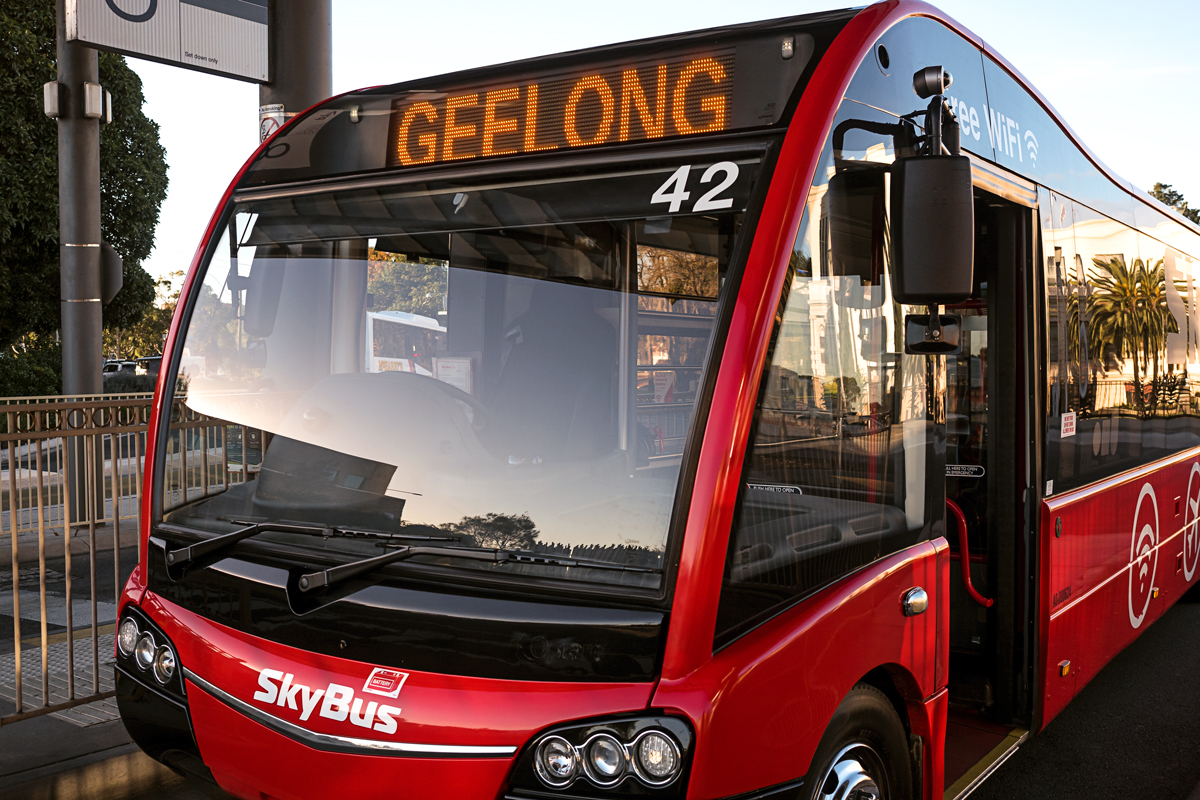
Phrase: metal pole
[
  {"left": 56, "top": 0, "right": 103, "bottom": 395},
  {"left": 258, "top": 0, "right": 332, "bottom": 140},
  {"left": 57, "top": 1, "right": 103, "bottom": 527}
]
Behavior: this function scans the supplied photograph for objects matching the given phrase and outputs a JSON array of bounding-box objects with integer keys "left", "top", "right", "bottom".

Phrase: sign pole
[
  {"left": 56, "top": 0, "right": 105, "bottom": 523},
  {"left": 56, "top": 0, "right": 103, "bottom": 397},
  {"left": 259, "top": 0, "right": 332, "bottom": 141}
]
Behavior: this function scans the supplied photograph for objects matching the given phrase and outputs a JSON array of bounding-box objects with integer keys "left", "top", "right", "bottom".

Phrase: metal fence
[{"left": 0, "top": 393, "right": 249, "bottom": 728}]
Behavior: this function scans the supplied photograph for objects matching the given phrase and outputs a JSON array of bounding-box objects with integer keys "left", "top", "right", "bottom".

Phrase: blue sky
[{"left": 129, "top": 0, "right": 1200, "bottom": 283}]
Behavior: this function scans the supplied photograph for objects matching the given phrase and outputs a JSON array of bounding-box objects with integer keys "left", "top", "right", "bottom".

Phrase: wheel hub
[{"left": 818, "top": 743, "right": 885, "bottom": 800}]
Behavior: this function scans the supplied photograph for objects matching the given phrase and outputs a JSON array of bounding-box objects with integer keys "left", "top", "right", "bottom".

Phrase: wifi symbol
[{"left": 1024, "top": 130, "right": 1039, "bottom": 166}]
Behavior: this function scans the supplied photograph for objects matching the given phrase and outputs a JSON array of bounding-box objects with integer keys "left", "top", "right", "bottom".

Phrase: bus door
[{"left": 942, "top": 188, "right": 1037, "bottom": 796}]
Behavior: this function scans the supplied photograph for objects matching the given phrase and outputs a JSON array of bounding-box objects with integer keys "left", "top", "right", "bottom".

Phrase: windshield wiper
[
  {"left": 160, "top": 521, "right": 331, "bottom": 568},
  {"left": 159, "top": 520, "right": 457, "bottom": 570},
  {"left": 227, "top": 518, "right": 458, "bottom": 545},
  {"left": 298, "top": 546, "right": 661, "bottom": 593}
]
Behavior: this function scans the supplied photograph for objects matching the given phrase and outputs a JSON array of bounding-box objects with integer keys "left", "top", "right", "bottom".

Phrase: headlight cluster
[
  {"left": 117, "top": 614, "right": 177, "bottom": 686},
  {"left": 532, "top": 725, "right": 685, "bottom": 790}
]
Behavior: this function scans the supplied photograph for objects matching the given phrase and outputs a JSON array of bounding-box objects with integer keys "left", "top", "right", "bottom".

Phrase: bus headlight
[
  {"left": 633, "top": 730, "right": 681, "bottom": 783},
  {"left": 117, "top": 618, "right": 139, "bottom": 656},
  {"left": 115, "top": 608, "right": 186, "bottom": 701},
  {"left": 134, "top": 633, "right": 157, "bottom": 671},
  {"left": 534, "top": 736, "right": 577, "bottom": 787},
  {"left": 153, "top": 645, "right": 177, "bottom": 684},
  {"left": 524, "top": 719, "right": 690, "bottom": 793},
  {"left": 584, "top": 734, "right": 626, "bottom": 783}
]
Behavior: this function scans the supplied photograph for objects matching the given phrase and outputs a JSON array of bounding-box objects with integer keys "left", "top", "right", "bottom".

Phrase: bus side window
[
  {"left": 1042, "top": 193, "right": 1200, "bottom": 496},
  {"left": 714, "top": 108, "right": 933, "bottom": 646}
]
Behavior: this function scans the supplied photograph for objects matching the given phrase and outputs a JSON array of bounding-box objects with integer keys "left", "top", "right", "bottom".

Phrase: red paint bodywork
[
  {"left": 116, "top": 3, "right": 1200, "bottom": 799},
  {"left": 141, "top": 594, "right": 653, "bottom": 800},
  {"left": 655, "top": 542, "right": 948, "bottom": 799},
  {"left": 1038, "top": 447, "right": 1200, "bottom": 728}
]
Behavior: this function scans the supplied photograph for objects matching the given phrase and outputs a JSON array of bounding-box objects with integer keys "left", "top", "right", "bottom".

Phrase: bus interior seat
[{"left": 485, "top": 280, "right": 617, "bottom": 463}]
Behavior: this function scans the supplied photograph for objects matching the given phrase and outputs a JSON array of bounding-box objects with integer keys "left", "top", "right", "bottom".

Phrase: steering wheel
[{"left": 376, "top": 370, "right": 491, "bottom": 430}]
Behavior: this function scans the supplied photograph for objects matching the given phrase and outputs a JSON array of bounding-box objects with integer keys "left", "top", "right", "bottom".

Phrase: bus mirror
[
  {"left": 889, "top": 155, "right": 974, "bottom": 305},
  {"left": 824, "top": 168, "right": 886, "bottom": 308},
  {"left": 905, "top": 313, "right": 962, "bottom": 355},
  {"left": 243, "top": 258, "right": 286, "bottom": 339}
]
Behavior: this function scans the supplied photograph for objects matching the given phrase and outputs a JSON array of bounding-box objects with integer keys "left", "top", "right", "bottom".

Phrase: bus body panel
[
  {"left": 656, "top": 541, "right": 946, "bottom": 800},
  {"left": 1039, "top": 447, "right": 1200, "bottom": 727},
  {"left": 186, "top": 688, "right": 512, "bottom": 800},
  {"left": 142, "top": 593, "right": 655, "bottom": 748}
]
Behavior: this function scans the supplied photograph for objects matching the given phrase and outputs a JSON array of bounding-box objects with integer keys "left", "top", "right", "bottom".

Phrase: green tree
[
  {"left": 0, "top": 335, "right": 62, "bottom": 397},
  {"left": 367, "top": 250, "right": 447, "bottom": 320},
  {"left": 1150, "top": 183, "right": 1200, "bottom": 225},
  {"left": 1137, "top": 258, "right": 1177, "bottom": 410},
  {"left": 443, "top": 513, "right": 539, "bottom": 550},
  {"left": 1088, "top": 255, "right": 1145, "bottom": 411},
  {"left": 104, "top": 270, "right": 183, "bottom": 358},
  {"left": 0, "top": 1, "right": 167, "bottom": 354}
]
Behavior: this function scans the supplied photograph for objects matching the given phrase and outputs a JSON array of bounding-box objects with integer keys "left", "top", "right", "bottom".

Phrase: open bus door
[{"left": 940, "top": 180, "right": 1040, "bottom": 798}]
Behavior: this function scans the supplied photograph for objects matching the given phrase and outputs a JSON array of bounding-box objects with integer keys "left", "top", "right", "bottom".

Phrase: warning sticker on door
[
  {"left": 1061, "top": 411, "right": 1077, "bottom": 438},
  {"left": 946, "top": 464, "right": 985, "bottom": 478}
]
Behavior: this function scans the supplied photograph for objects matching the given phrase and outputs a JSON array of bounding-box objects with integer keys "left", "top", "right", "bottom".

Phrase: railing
[
  {"left": 1069, "top": 376, "right": 1198, "bottom": 417},
  {"left": 0, "top": 393, "right": 247, "bottom": 728}
]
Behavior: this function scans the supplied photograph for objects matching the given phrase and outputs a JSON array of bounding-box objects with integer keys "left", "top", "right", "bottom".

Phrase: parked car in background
[{"left": 135, "top": 356, "right": 162, "bottom": 376}]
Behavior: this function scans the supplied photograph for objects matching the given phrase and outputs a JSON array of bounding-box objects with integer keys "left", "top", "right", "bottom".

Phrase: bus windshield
[{"left": 160, "top": 154, "right": 762, "bottom": 592}]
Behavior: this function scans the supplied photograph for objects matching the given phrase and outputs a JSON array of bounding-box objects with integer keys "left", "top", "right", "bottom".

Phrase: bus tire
[{"left": 804, "top": 682, "right": 914, "bottom": 800}]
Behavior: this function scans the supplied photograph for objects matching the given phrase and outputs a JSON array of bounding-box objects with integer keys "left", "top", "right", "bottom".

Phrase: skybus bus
[{"left": 113, "top": 2, "right": 1200, "bottom": 798}]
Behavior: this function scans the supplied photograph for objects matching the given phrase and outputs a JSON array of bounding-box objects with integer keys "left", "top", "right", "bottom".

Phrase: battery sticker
[{"left": 363, "top": 667, "right": 409, "bottom": 699}]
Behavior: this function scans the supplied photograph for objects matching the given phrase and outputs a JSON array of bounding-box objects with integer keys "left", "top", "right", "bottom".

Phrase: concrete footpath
[{"left": 0, "top": 713, "right": 194, "bottom": 799}]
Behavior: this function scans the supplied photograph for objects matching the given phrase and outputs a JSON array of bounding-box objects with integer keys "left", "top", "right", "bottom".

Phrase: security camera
[{"left": 913, "top": 66, "right": 953, "bottom": 98}]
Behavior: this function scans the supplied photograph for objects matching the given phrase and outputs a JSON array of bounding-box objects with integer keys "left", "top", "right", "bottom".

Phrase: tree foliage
[
  {"left": 0, "top": 0, "right": 167, "bottom": 352},
  {"left": 103, "top": 270, "right": 183, "bottom": 358},
  {"left": 0, "top": 336, "right": 62, "bottom": 397},
  {"left": 367, "top": 250, "right": 447, "bottom": 320},
  {"left": 1150, "top": 183, "right": 1200, "bottom": 225},
  {"left": 443, "top": 513, "right": 540, "bottom": 550}
]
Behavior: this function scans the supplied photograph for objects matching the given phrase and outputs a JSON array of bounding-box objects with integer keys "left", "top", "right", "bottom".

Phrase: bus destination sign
[{"left": 388, "top": 52, "right": 736, "bottom": 168}]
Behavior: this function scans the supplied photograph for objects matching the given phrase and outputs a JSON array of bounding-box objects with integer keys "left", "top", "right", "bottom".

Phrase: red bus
[{"left": 114, "top": 3, "right": 1200, "bottom": 799}]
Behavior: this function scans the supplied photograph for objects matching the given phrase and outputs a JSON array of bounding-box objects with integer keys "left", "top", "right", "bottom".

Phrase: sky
[{"left": 128, "top": 0, "right": 1200, "bottom": 284}]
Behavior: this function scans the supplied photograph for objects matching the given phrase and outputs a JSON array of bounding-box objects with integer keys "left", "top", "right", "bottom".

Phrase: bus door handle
[
  {"left": 947, "top": 498, "right": 994, "bottom": 608},
  {"left": 902, "top": 587, "right": 928, "bottom": 616}
]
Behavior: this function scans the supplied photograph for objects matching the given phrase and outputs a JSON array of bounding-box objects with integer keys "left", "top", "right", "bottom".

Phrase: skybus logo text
[{"left": 253, "top": 668, "right": 405, "bottom": 734}]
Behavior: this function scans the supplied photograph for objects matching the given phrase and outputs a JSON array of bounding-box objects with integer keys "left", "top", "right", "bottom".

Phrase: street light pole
[
  {"left": 259, "top": 0, "right": 332, "bottom": 141},
  {"left": 56, "top": 0, "right": 103, "bottom": 397}
]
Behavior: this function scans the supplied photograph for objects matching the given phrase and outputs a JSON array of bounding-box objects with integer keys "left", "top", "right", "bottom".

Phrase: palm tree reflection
[{"left": 1084, "top": 256, "right": 1180, "bottom": 417}]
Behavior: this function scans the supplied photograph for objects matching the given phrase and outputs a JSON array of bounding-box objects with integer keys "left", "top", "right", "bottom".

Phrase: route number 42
[{"left": 650, "top": 162, "right": 740, "bottom": 214}]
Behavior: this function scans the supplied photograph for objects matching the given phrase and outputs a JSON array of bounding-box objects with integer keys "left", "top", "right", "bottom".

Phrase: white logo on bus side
[
  {"left": 253, "top": 669, "right": 403, "bottom": 735},
  {"left": 944, "top": 94, "right": 1038, "bottom": 167},
  {"left": 1184, "top": 463, "right": 1200, "bottom": 582},
  {"left": 1128, "top": 482, "right": 1159, "bottom": 629}
]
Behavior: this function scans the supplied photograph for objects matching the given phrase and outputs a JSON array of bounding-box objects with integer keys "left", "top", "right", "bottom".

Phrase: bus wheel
[{"left": 806, "top": 683, "right": 913, "bottom": 800}]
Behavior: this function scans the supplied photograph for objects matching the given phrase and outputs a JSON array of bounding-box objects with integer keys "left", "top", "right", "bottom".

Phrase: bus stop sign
[{"left": 66, "top": 0, "right": 269, "bottom": 83}]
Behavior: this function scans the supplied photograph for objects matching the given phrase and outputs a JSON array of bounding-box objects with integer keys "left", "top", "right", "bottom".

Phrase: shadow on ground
[{"left": 972, "top": 583, "right": 1200, "bottom": 800}]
